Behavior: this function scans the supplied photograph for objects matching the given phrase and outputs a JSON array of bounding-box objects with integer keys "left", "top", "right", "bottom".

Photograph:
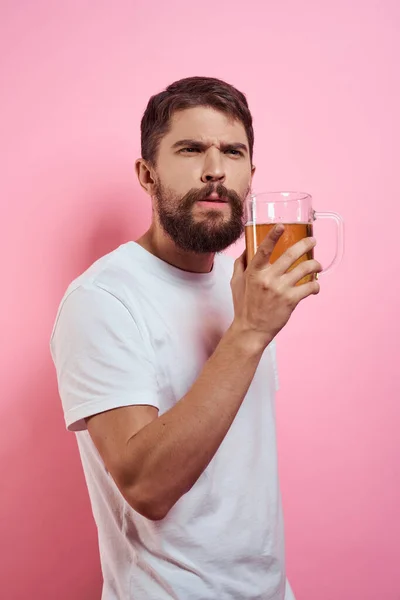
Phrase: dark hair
[{"left": 140, "top": 76, "right": 254, "bottom": 166}]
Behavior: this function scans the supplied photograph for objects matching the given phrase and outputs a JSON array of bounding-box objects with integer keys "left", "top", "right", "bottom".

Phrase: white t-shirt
[{"left": 50, "top": 241, "right": 296, "bottom": 600}]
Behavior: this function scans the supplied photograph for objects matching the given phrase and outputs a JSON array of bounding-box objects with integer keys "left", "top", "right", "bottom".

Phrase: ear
[
  {"left": 251, "top": 164, "right": 256, "bottom": 179},
  {"left": 135, "top": 158, "right": 157, "bottom": 196}
]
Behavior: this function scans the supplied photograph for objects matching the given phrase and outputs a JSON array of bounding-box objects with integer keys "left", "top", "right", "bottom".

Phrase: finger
[
  {"left": 284, "top": 259, "right": 322, "bottom": 286},
  {"left": 250, "top": 224, "right": 285, "bottom": 271},
  {"left": 290, "top": 279, "right": 321, "bottom": 304},
  {"left": 272, "top": 236, "right": 316, "bottom": 276}
]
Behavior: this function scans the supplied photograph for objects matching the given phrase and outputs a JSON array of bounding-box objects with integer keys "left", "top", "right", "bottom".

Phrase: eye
[
  {"left": 225, "top": 149, "right": 244, "bottom": 157},
  {"left": 179, "top": 147, "right": 200, "bottom": 154}
]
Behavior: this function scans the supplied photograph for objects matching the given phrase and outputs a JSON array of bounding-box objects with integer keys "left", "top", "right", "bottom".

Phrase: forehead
[{"left": 162, "top": 106, "right": 248, "bottom": 146}]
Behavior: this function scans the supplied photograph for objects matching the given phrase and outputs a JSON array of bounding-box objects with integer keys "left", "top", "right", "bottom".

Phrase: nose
[{"left": 201, "top": 148, "right": 226, "bottom": 184}]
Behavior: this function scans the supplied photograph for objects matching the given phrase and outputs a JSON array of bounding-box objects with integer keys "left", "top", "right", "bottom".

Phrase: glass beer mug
[{"left": 245, "top": 192, "right": 344, "bottom": 285}]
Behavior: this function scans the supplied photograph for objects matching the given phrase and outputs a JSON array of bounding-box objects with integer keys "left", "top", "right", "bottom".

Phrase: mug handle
[{"left": 313, "top": 210, "right": 344, "bottom": 275}]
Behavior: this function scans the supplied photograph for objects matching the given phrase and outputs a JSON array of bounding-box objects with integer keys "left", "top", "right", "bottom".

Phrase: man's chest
[{"left": 144, "top": 292, "right": 234, "bottom": 410}]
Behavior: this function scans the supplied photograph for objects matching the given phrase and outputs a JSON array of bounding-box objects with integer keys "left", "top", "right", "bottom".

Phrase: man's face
[{"left": 151, "top": 106, "right": 254, "bottom": 253}]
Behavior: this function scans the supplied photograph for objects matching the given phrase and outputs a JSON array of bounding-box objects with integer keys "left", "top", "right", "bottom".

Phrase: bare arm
[
  {"left": 87, "top": 226, "right": 321, "bottom": 520},
  {"left": 87, "top": 324, "right": 264, "bottom": 521}
]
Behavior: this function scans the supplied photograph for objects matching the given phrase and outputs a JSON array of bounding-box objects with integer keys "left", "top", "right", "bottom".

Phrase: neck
[{"left": 135, "top": 225, "right": 215, "bottom": 274}]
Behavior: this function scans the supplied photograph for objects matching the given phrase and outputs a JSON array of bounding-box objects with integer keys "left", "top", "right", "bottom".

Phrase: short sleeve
[{"left": 50, "top": 284, "right": 160, "bottom": 432}]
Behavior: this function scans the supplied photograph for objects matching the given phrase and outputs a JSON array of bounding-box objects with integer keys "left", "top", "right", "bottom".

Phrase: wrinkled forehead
[{"left": 161, "top": 106, "right": 249, "bottom": 149}]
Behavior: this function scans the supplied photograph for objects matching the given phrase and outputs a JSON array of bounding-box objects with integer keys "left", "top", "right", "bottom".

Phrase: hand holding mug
[
  {"left": 245, "top": 192, "right": 344, "bottom": 285},
  {"left": 231, "top": 224, "right": 322, "bottom": 348},
  {"left": 230, "top": 192, "right": 344, "bottom": 349}
]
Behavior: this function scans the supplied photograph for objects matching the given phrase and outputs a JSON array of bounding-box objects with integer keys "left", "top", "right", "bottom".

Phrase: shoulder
[
  {"left": 50, "top": 281, "right": 138, "bottom": 350},
  {"left": 50, "top": 244, "right": 144, "bottom": 348},
  {"left": 67, "top": 242, "right": 138, "bottom": 294},
  {"left": 53, "top": 242, "right": 144, "bottom": 324}
]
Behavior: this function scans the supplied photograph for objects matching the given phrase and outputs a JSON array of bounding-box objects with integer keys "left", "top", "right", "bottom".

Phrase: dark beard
[{"left": 154, "top": 181, "right": 249, "bottom": 254}]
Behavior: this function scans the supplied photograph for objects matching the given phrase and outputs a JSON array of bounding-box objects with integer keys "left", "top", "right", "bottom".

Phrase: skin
[{"left": 135, "top": 106, "right": 255, "bottom": 273}]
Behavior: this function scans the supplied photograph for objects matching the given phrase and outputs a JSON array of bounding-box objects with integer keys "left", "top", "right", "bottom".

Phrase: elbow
[
  {"left": 135, "top": 501, "right": 169, "bottom": 522},
  {"left": 111, "top": 463, "right": 171, "bottom": 521},
  {"left": 124, "top": 483, "right": 171, "bottom": 522},
  {"left": 145, "top": 507, "right": 169, "bottom": 522}
]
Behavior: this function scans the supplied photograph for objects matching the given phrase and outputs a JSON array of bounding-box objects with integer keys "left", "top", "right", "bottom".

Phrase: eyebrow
[{"left": 171, "top": 139, "right": 249, "bottom": 154}]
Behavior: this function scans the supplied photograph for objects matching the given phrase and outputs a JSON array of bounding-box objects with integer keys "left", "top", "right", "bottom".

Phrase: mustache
[{"left": 182, "top": 182, "right": 244, "bottom": 209}]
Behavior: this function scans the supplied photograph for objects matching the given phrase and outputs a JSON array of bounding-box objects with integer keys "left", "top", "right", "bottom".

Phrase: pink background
[{"left": 1, "top": 1, "right": 399, "bottom": 599}]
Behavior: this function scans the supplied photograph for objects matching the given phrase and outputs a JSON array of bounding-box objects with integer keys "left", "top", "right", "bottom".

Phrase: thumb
[{"left": 233, "top": 248, "right": 247, "bottom": 276}]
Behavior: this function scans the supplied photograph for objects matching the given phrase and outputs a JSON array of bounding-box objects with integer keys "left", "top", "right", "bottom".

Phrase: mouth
[
  {"left": 196, "top": 199, "right": 229, "bottom": 208},
  {"left": 198, "top": 194, "right": 229, "bottom": 204}
]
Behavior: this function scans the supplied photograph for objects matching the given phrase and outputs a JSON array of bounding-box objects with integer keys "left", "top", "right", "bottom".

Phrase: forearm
[{"left": 125, "top": 323, "right": 267, "bottom": 519}]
